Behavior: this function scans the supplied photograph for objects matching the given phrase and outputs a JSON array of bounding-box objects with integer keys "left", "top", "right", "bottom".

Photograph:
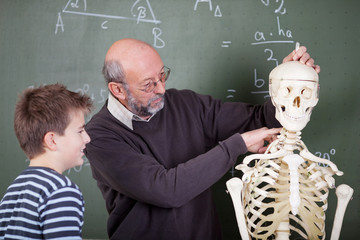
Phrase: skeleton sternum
[{"left": 282, "top": 154, "right": 304, "bottom": 215}]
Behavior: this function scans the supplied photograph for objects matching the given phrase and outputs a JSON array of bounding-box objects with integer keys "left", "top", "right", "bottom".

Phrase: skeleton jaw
[
  {"left": 283, "top": 111, "right": 305, "bottom": 121},
  {"left": 275, "top": 102, "right": 314, "bottom": 132}
]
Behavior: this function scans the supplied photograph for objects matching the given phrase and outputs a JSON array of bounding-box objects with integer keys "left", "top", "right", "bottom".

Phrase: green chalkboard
[{"left": 0, "top": 0, "right": 359, "bottom": 239}]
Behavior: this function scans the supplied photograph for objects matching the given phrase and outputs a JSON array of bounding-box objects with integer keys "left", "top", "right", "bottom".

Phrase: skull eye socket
[
  {"left": 280, "top": 87, "right": 291, "bottom": 97},
  {"left": 301, "top": 88, "right": 312, "bottom": 99}
]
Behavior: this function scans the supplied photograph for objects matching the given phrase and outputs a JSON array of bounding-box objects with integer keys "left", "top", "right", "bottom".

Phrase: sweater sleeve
[
  {"left": 197, "top": 94, "right": 281, "bottom": 142},
  {"left": 85, "top": 127, "right": 245, "bottom": 209}
]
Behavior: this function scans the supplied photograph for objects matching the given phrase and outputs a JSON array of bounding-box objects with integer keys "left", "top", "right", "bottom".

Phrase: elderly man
[{"left": 85, "top": 38, "right": 319, "bottom": 240}]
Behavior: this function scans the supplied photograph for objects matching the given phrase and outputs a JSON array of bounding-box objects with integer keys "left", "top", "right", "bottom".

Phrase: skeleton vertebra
[{"left": 227, "top": 61, "right": 353, "bottom": 239}]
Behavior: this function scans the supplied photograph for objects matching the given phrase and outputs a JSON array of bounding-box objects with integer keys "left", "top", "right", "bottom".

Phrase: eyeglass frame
[{"left": 138, "top": 66, "right": 171, "bottom": 93}]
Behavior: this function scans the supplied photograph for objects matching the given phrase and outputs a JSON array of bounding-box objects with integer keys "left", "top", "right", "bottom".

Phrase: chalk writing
[
  {"left": 98, "top": 88, "right": 107, "bottom": 104},
  {"left": 226, "top": 89, "right": 236, "bottom": 99},
  {"left": 75, "top": 83, "right": 107, "bottom": 105},
  {"left": 252, "top": 16, "right": 293, "bottom": 45},
  {"left": 221, "top": 41, "right": 231, "bottom": 48},
  {"left": 61, "top": 0, "right": 160, "bottom": 24},
  {"left": 247, "top": 0, "right": 297, "bottom": 99},
  {"left": 55, "top": 0, "right": 165, "bottom": 48},
  {"left": 250, "top": 49, "right": 279, "bottom": 97},
  {"left": 264, "top": 48, "right": 279, "bottom": 66},
  {"left": 315, "top": 149, "right": 336, "bottom": 167},
  {"left": 131, "top": 0, "right": 159, "bottom": 24},
  {"left": 194, "top": 0, "right": 222, "bottom": 18},
  {"left": 251, "top": 68, "right": 270, "bottom": 98},
  {"left": 101, "top": 21, "right": 109, "bottom": 29},
  {"left": 194, "top": 0, "right": 213, "bottom": 11},
  {"left": 55, "top": 12, "right": 65, "bottom": 34},
  {"left": 260, "top": 0, "right": 286, "bottom": 15},
  {"left": 153, "top": 27, "right": 165, "bottom": 48},
  {"left": 214, "top": 5, "right": 222, "bottom": 17},
  {"left": 70, "top": 0, "right": 87, "bottom": 11}
]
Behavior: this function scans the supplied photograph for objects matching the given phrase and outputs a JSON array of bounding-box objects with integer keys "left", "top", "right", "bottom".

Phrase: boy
[{"left": 0, "top": 83, "right": 93, "bottom": 239}]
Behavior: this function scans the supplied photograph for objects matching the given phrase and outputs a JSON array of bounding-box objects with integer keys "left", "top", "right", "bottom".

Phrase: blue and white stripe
[{"left": 0, "top": 167, "right": 84, "bottom": 239}]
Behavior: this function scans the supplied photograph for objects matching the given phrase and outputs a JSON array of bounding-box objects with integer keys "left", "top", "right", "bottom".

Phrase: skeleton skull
[{"left": 269, "top": 61, "right": 319, "bottom": 132}]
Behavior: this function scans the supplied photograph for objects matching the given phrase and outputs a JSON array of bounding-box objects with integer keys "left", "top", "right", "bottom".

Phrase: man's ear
[
  {"left": 43, "top": 132, "right": 57, "bottom": 151},
  {"left": 108, "top": 82, "right": 126, "bottom": 100}
]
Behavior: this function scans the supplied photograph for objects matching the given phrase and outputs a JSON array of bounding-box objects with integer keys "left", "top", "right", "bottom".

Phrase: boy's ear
[
  {"left": 108, "top": 82, "right": 126, "bottom": 100},
  {"left": 43, "top": 132, "right": 57, "bottom": 151}
]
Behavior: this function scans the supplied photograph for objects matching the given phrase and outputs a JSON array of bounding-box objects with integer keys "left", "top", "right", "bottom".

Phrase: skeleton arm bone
[
  {"left": 226, "top": 178, "right": 250, "bottom": 240},
  {"left": 330, "top": 184, "right": 354, "bottom": 240}
]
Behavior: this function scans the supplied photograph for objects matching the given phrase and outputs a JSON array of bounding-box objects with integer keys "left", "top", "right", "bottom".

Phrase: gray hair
[{"left": 102, "top": 60, "right": 126, "bottom": 84}]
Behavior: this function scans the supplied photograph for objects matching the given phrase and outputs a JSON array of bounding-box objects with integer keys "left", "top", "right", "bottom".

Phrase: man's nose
[{"left": 153, "top": 81, "right": 166, "bottom": 94}]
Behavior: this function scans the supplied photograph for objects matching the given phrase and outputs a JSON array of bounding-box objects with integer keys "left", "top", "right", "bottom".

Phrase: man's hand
[
  {"left": 241, "top": 127, "right": 282, "bottom": 154},
  {"left": 282, "top": 46, "right": 320, "bottom": 73}
]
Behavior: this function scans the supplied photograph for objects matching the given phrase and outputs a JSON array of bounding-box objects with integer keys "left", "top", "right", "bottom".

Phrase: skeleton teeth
[{"left": 284, "top": 113, "right": 305, "bottom": 120}]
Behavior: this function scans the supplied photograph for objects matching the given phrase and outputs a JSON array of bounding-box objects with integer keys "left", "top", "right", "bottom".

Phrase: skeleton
[{"left": 226, "top": 60, "right": 353, "bottom": 239}]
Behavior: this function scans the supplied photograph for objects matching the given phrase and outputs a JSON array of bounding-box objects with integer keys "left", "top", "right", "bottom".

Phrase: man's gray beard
[{"left": 127, "top": 91, "right": 165, "bottom": 118}]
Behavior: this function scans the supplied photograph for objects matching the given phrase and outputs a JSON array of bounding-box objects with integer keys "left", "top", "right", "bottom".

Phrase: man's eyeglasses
[{"left": 140, "top": 66, "right": 171, "bottom": 93}]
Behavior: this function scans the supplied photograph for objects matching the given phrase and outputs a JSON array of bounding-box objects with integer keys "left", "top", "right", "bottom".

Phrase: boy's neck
[{"left": 29, "top": 155, "right": 63, "bottom": 174}]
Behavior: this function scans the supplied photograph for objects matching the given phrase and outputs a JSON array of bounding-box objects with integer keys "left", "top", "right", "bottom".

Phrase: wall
[{"left": 0, "top": 0, "right": 359, "bottom": 239}]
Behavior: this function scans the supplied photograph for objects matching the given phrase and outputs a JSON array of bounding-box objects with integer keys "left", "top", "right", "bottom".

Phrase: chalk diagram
[
  {"left": 55, "top": 0, "right": 165, "bottom": 48},
  {"left": 225, "top": 0, "right": 294, "bottom": 100}
]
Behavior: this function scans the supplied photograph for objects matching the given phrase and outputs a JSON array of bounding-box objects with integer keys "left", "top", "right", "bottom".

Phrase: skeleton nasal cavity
[{"left": 293, "top": 96, "right": 300, "bottom": 108}]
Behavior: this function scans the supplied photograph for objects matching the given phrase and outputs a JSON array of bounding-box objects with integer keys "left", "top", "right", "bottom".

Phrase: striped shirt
[{"left": 0, "top": 167, "right": 84, "bottom": 240}]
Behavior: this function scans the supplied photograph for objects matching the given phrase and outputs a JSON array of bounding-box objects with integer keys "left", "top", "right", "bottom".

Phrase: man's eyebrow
[
  {"left": 141, "top": 76, "right": 155, "bottom": 83},
  {"left": 141, "top": 67, "right": 165, "bottom": 82}
]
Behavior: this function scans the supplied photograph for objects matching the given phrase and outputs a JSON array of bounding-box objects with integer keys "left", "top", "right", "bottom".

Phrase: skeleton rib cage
[
  {"left": 227, "top": 129, "right": 350, "bottom": 240},
  {"left": 239, "top": 143, "right": 330, "bottom": 239}
]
